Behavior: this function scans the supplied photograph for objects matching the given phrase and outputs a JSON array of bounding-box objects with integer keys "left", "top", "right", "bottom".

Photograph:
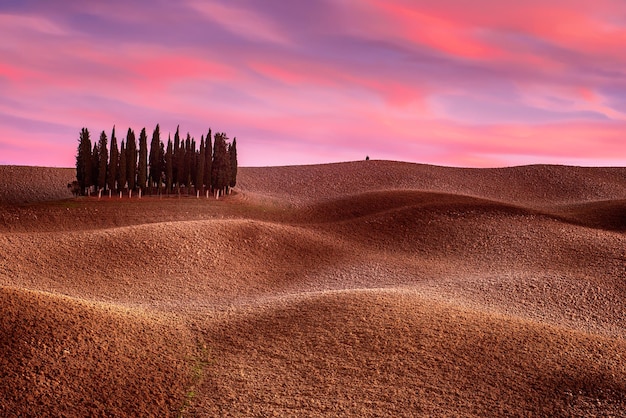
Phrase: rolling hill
[{"left": 1, "top": 161, "right": 625, "bottom": 416}]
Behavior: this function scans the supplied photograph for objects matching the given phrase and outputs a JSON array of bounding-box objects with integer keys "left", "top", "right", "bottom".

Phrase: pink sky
[{"left": 1, "top": 0, "right": 626, "bottom": 168}]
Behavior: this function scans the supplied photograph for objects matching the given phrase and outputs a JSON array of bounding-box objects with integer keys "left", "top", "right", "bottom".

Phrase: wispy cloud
[
  {"left": 1, "top": 0, "right": 625, "bottom": 167},
  {"left": 187, "top": 1, "right": 292, "bottom": 46}
]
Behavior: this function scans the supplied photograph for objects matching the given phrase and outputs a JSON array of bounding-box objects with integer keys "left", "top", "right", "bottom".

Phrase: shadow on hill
[
  {"left": 552, "top": 199, "right": 626, "bottom": 233},
  {"left": 190, "top": 290, "right": 626, "bottom": 416},
  {"left": 295, "top": 190, "right": 534, "bottom": 224},
  {"left": 298, "top": 190, "right": 626, "bottom": 234},
  {"left": 290, "top": 191, "right": 626, "bottom": 278},
  {"left": 0, "top": 220, "right": 350, "bottom": 306}
]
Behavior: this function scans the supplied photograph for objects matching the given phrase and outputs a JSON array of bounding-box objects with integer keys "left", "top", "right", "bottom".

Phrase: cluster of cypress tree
[{"left": 75, "top": 125, "right": 237, "bottom": 197}]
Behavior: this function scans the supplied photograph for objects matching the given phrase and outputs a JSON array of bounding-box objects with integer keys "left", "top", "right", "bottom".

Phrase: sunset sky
[{"left": 2, "top": 0, "right": 626, "bottom": 168}]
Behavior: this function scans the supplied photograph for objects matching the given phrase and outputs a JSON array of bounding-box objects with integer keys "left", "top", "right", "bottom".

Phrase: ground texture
[{"left": 1, "top": 161, "right": 625, "bottom": 417}]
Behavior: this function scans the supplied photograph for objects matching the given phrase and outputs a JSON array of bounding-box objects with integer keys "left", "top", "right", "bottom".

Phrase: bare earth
[{"left": 0, "top": 160, "right": 625, "bottom": 417}]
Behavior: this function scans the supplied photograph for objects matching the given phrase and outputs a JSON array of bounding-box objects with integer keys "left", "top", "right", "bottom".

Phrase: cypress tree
[
  {"left": 223, "top": 140, "right": 231, "bottom": 194},
  {"left": 211, "top": 132, "right": 222, "bottom": 191},
  {"left": 190, "top": 136, "right": 197, "bottom": 189},
  {"left": 196, "top": 137, "right": 205, "bottom": 194},
  {"left": 107, "top": 127, "right": 118, "bottom": 193},
  {"left": 91, "top": 143, "right": 99, "bottom": 193},
  {"left": 138, "top": 127, "right": 148, "bottom": 193},
  {"left": 149, "top": 124, "right": 161, "bottom": 190},
  {"left": 74, "top": 125, "right": 240, "bottom": 196},
  {"left": 165, "top": 136, "right": 173, "bottom": 194},
  {"left": 212, "top": 132, "right": 230, "bottom": 194},
  {"left": 76, "top": 127, "right": 92, "bottom": 196},
  {"left": 117, "top": 140, "right": 127, "bottom": 192},
  {"left": 158, "top": 139, "right": 166, "bottom": 194},
  {"left": 183, "top": 134, "right": 192, "bottom": 188},
  {"left": 173, "top": 126, "right": 180, "bottom": 188},
  {"left": 203, "top": 129, "right": 212, "bottom": 192},
  {"left": 126, "top": 128, "right": 137, "bottom": 191},
  {"left": 75, "top": 131, "right": 83, "bottom": 191},
  {"left": 179, "top": 137, "right": 186, "bottom": 192},
  {"left": 229, "top": 137, "right": 238, "bottom": 188},
  {"left": 97, "top": 130, "right": 108, "bottom": 192}
]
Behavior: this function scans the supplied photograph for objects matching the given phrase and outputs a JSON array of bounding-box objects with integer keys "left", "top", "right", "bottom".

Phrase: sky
[{"left": 1, "top": 0, "right": 626, "bottom": 168}]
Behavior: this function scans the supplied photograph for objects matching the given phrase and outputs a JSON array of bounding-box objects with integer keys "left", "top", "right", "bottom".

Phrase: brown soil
[
  {"left": 1, "top": 160, "right": 625, "bottom": 417},
  {"left": 0, "top": 166, "right": 75, "bottom": 205}
]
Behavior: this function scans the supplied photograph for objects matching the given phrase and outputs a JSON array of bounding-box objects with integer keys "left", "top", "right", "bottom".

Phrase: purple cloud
[{"left": 1, "top": 0, "right": 625, "bottom": 167}]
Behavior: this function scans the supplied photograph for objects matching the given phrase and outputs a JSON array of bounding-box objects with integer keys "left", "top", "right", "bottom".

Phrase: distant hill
[
  {"left": 2, "top": 161, "right": 625, "bottom": 206},
  {"left": 0, "top": 166, "right": 75, "bottom": 204}
]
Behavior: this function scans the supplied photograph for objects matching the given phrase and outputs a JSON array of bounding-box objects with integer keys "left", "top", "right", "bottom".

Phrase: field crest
[{"left": 1, "top": 161, "right": 625, "bottom": 416}]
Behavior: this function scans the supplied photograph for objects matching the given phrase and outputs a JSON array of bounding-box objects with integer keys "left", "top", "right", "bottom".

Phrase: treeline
[{"left": 75, "top": 125, "right": 237, "bottom": 197}]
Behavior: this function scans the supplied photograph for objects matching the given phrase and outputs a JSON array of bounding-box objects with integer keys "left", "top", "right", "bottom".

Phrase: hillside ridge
[{"left": 1, "top": 160, "right": 625, "bottom": 416}]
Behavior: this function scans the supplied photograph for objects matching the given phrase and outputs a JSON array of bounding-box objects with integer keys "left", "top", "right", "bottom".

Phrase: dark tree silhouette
[
  {"left": 91, "top": 143, "right": 99, "bottom": 193},
  {"left": 229, "top": 137, "right": 238, "bottom": 188},
  {"left": 75, "top": 124, "right": 239, "bottom": 198},
  {"left": 180, "top": 137, "right": 187, "bottom": 191},
  {"left": 212, "top": 132, "right": 231, "bottom": 195},
  {"left": 183, "top": 134, "right": 192, "bottom": 189},
  {"left": 76, "top": 127, "right": 92, "bottom": 196},
  {"left": 97, "top": 130, "right": 108, "bottom": 192},
  {"left": 67, "top": 181, "right": 80, "bottom": 197},
  {"left": 196, "top": 137, "right": 205, "bottom": 194},
  {"left": 190, "top": 136, "right": 197, "bottom": 189},
  {"left": 149, "top": 124, "right": 161, "bottom": 191},
  {"left": 138, "top": 128, "right": 148, "bottom": 193},
  {"left": 107, "top": 127, "right": 118, "bottom": 193},
  {"left": 158, "top": 139, "right": 166, "bottom": 194},
  {"left": 126, "top": 128, "right": 137, "bottom": 191},
  {"left": 203, "top": 129, "right": 212, "bottom": 192},
  {"left": 165, "top": 136, "right": 173, "bottom": 194},
  {"left": 173, "top": 126, "right": 180, "bottom": 189},
  {"left": 117, "top": 140, "right": 127, "bottom": 192}
]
